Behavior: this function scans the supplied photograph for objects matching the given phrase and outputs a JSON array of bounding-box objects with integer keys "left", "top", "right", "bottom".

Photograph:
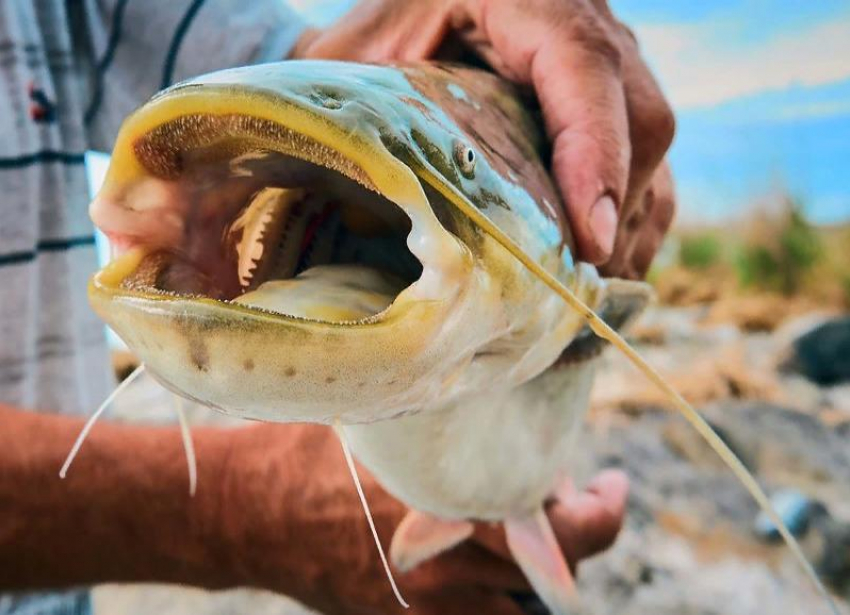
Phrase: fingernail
[{"left": 588, "top": 196, "right": 617, "bottom": 259}]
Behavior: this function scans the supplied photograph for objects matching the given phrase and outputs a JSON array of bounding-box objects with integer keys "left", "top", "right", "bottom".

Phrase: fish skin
[{"left": 87, "top": 60, "right": 652, "bottom": 613}]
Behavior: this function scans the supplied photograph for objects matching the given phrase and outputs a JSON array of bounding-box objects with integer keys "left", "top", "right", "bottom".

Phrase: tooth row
[{"left": 232, "top": 188, "right": 304, "bottom": 290}]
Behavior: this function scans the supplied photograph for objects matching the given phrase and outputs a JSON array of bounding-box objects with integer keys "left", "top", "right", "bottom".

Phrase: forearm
[{"left": 0, "top": 404, "right": 233, "bottom": 591}]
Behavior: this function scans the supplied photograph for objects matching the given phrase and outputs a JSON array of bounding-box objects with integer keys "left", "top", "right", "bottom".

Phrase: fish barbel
[{"left": 82, "top": 61, "right": 837, "bottom": 614}]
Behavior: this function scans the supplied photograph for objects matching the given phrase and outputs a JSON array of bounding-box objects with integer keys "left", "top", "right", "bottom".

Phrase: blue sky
[
  {"left": 288, "top": 0, "right": 850, "bottom": 225},
  {"left": 610, "top": 0, "right": 850, "bottom": 224}
]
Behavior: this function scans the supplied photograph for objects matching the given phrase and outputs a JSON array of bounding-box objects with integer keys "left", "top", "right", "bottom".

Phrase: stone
[
  {"left": 782, "top": 317, "right": 850, "bottom": 385},
  {"left": 754, "top": 489, "right": 822, "bottom": 540}
]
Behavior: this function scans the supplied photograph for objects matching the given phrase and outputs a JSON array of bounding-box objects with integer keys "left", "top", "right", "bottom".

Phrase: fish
[{"left": 79, "top": 60, "right": 837, "bottom": 614}]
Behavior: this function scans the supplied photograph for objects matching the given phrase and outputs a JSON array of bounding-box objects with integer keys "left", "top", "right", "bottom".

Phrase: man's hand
[
  {"left": 221, "top": 424, "right": 628, "bottom": 615},
  {"left": 293, "top": 0, "right": 676, "bottom": 279}
]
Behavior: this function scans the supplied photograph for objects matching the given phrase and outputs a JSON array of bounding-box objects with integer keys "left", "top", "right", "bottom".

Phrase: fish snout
[{"left": 90, "top": 178, "right": 186, "bottom": 257}]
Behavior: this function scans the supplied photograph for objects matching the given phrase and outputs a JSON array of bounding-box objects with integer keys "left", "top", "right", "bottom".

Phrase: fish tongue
[{"left": 232, "top": 264, "right": 405, "bottom": 322}]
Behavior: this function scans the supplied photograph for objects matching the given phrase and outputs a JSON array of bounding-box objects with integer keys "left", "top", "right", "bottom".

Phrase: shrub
[
  {"left": 679, "top": 234, "right": 722, "bottom": 270},
  {"left": 735, "top": 198, "right": 822, "bottom": 295}
]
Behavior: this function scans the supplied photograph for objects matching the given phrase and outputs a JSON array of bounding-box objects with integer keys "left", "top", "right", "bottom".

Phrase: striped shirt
[{"left": 0, "top": 1, "right": 305, "bottom": 612}]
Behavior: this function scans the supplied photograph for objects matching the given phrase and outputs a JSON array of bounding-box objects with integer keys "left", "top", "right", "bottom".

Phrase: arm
[
  {"left": 0, "top": 404, "right": 626, "bottom": 614},
  {"left": 0, "top": 404, "right": 232, "bottom": 590}
]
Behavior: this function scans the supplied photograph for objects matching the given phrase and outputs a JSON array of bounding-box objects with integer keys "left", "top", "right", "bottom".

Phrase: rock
[
  {"left": 596, "top": 342, "right": 782, "bottom": 414},
  {"left": 813, "top": 514, "right": 850, "bottom": 597},
  {"left": 754, "top": 489, "right": 822, "bottom": 540},
  {"left": 662, "top": 419, "right": 754, "bottom": 471},
  {"left": 701, "top": 402, "right": 850, "bottom": 498},
  {"left": 579, "top": 405, "right": 850, "bottom": 615},
  {"left": 823, "top": 385, "right": 850, "bottom": 414},
  {"left": 629, "top": 322, "right": 667, "bottom": 345},
  {"left": 782, "top": 317, "right": 850, "bottom": 385}
]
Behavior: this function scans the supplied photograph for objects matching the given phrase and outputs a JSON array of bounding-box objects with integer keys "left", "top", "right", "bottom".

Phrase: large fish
[{"left": 83, "top": 61, "right": 836, "bottom": 614}]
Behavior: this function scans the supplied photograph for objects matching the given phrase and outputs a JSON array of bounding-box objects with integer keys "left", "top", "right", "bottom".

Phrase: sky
[{"left": 287, "top": 0, "right": 850, "bottom": 225}]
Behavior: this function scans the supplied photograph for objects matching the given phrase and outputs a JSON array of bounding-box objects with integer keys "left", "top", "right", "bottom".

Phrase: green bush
[
  {"left": 735, "top": 245, "right": 779, "bottom": 289},
  {"left": 679, "top": 234, "right": 722, "bottom": 270},
  {"left": 735, "top": 201, "right": 822, "bottom": 295}
]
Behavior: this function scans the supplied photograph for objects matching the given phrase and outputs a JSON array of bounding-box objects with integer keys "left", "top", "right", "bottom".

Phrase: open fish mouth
[
  {"left": 84, "top": 71, "right": 488, "bottom": 424},
  {"left": 91, "top": 110, "right": 456, "bottom": 324}
]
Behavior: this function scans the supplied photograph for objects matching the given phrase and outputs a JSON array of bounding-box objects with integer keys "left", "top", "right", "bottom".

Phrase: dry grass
[{"left": 651, "top": 199, "right": 849, "bottom": 330}]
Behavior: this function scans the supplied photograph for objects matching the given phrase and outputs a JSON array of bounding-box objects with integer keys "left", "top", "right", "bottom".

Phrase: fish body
[{"left": 89, "top": 60, "right": 650, "bottom": 613}]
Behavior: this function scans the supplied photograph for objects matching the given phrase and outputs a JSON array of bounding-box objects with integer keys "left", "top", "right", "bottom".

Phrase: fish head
[{"left": 89, "top": 60, "right": 605, "bottom": 424}]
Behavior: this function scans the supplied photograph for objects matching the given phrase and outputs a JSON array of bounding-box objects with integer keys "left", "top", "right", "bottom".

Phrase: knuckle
[
  {"left": 636, "top": 89, "right": 676, "bottom": 148},
  {"left": 630, "top": 92, "right": 676, "bottom": 172},
  {"left": 569, "top": 13, "right": 623, "bottom": 75},
  {"left": 625, "top": 205, "right": 647, "bottom": 232},
  {"left": 651, "top": 188, "right": 676, "bottom": 233},
  {"left": 650, "top": 99, "right": 677, "bottom": 150},
  {"left": 656, "top": 198, "right": 676, "bottom": 233}
]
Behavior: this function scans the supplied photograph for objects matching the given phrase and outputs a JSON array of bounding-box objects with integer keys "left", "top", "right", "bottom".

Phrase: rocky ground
[{"left": 94, "top": 304, "right": 850, "bottom": 615}]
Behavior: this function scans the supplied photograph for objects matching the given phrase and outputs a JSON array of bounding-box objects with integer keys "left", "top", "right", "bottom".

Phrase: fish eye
[{"left": 453, "top": 140, "right": 476, "bottom": 177}]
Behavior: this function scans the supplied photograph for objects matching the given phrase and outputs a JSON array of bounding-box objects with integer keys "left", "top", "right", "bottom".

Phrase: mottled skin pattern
[
  {"left": 406, "top": 64, "right": 567, "bottom": 229},
  {"left": 88, "top": 61, "right": 651, "bottom": 614}
]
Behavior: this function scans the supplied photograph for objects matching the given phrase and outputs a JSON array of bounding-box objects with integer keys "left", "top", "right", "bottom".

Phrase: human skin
[
  {"left": 293, "top": 0, "right": 677, "bottom": 279},
  {"left": 0, "top": 405, "right": 627, "bottom": 614}
]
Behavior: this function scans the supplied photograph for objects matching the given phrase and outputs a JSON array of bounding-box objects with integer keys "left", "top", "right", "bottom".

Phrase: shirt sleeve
[{"left": 79, "top": 0, "right": 307, "bottom": 152}]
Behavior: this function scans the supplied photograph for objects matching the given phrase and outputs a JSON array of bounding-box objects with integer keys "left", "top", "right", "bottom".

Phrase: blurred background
[{"left": 91, "top": 1, "right": 850, "bottom": 614}]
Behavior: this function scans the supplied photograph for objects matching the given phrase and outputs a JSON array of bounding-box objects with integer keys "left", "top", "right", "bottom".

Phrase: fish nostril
[{"left": 310, "top": 88, "right": 345, "bottom": 110}]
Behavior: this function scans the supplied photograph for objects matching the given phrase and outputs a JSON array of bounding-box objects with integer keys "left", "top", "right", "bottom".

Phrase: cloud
[
  {"left": 771, "top": 98, "right": 850, "bottom": 122},
  {"left": 635, "top": 17, "right": 850, "bottom": 109}
]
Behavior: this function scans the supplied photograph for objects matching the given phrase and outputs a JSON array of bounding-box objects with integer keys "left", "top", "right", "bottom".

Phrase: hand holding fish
[
  {"left": 223, "top": 425, "right": 629, "bottom": 614},
  {"left": 295, "top": 0, "right": 677, "bottom": 278}
]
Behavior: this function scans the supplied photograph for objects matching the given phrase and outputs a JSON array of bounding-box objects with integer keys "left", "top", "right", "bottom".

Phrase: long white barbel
[
  {"left": 174, "top": 394, "right": 198, "bottom": 496},
  {"left": 60, "top": 364, "right": 146, "bottom": 478},
  {"left": 452, "top": 196, "right": 839, "bottom": 615},
  {"left": 61, "top": 364, "right": 199, "bottom": 499},
  {"left": 334, "top": 418, "right": 409, "bottom": 609}
]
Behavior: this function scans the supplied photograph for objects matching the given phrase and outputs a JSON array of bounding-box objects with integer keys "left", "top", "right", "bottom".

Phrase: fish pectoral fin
[
  {"left": 505, "top": 509, "right": 581, "bottom": 615},
  {"left": 598, "top": 278, "right": 654, "bottom": 328},
  {"left": 389, "top": 510, "right": 474, "bottom": 573},
  {"left": 558, "top": 277, "right": 654, "bottom": 364}
]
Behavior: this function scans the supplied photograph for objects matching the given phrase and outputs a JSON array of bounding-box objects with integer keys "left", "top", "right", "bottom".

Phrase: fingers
[
  {"left": 601, "top": 160, "right": 676, "bottom": 279},
  {"left": 619, "top": 31, "right": 676, "bottom": 199},
  {"left": 549, "top": 469, "right": 629, "bottom": 566},
  {"left": 477, "top": 1, "right": 632, "bottom": 264},
  {"left": 474, "top": 0, "right": 675, "bottom": 269},
  {"left": 411, "top": 540, "right": 529, "bottom": 591},
  {"left": 533, "top": 30, "right": 631, "bottom": 265},
  {"left": 298, "top": 0, "right": 451, "bottom": 62},
  {"left": 628, "top": 161, "right": 676, "bottom": 278},
  {"left": 471, "top": 469, "right": 629, "bottom": 573}
]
